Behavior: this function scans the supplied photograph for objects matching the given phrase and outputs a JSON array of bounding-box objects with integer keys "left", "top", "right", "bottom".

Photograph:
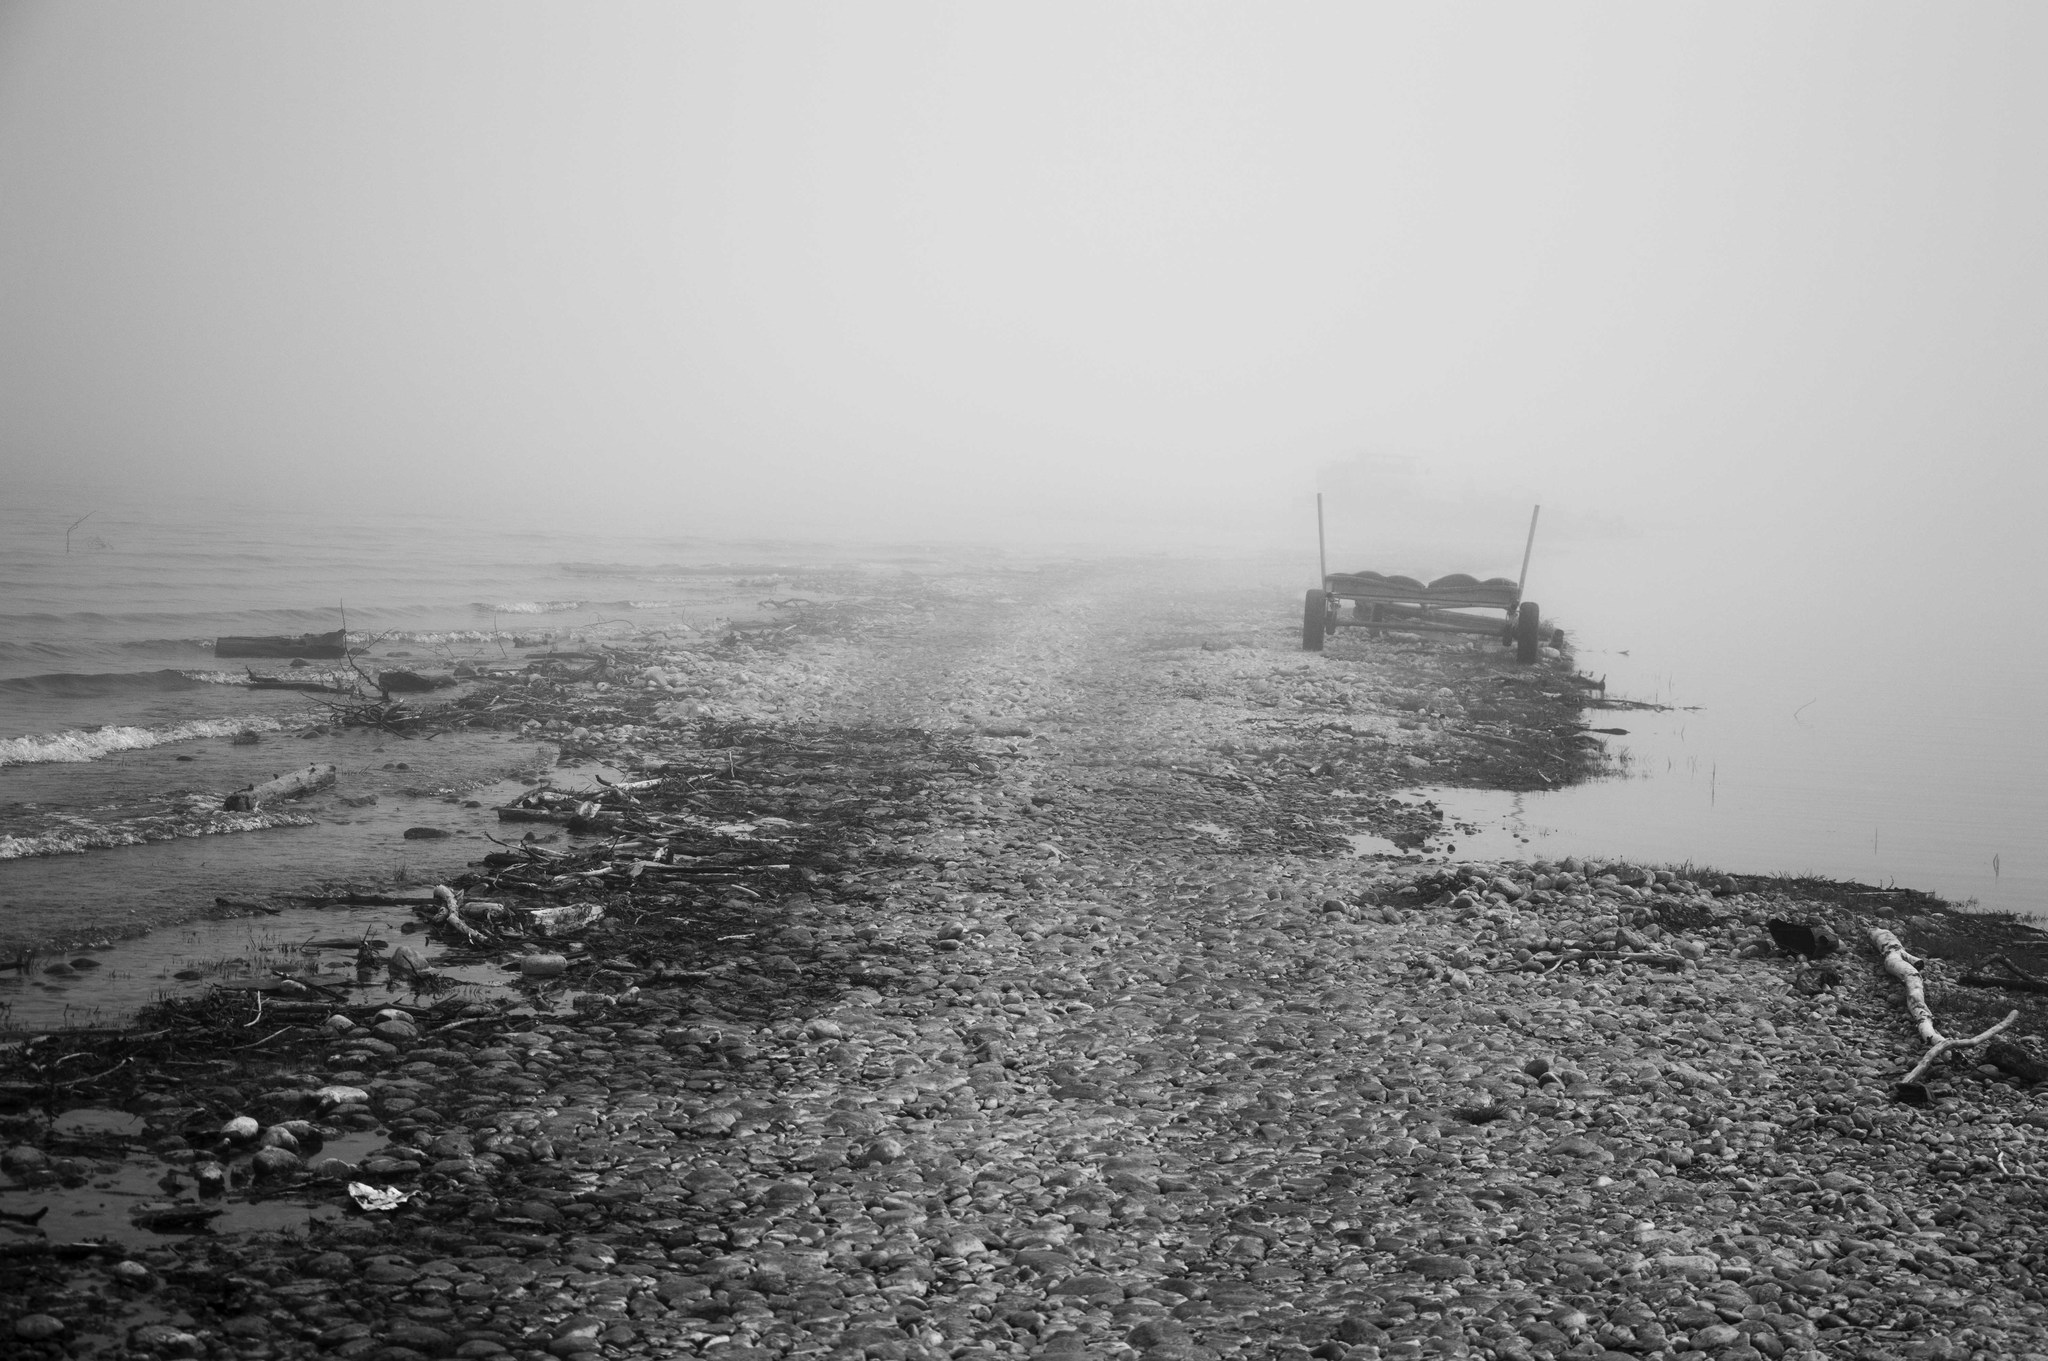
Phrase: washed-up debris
[
  {"left": 220, "top": 762, "right": 337, "bottom": 812},
  {"left": 375, "top": 669, "right": 456, "bottom": 693},
  {"left": 524, "top": 902, "right": 604, "bottom": 938},
  {"left": 1870, "top": 925, "right": 2020, "bottom": 1102},
  {"left": 1961, "top": 953, "right": 2048, "bottom": 995},
  {"left": 346, "top": 1183, "right": 419, "bottom": 1212}
]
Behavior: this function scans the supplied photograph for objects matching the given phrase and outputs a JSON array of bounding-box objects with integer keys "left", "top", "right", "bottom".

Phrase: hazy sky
[{"left": 3, "top": 3, "right": 2044, "bottom": 552}]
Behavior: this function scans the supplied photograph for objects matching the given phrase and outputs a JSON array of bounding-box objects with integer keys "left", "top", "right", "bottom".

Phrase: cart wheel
[
  {"left": 1515, "top": 602, "right": 1541, "bottom": 664},
  {"left": 1302, "top": 590, "right": 1328, "bottom": 651}
]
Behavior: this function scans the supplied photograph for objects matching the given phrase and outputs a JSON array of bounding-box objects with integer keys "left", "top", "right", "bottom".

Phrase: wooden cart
[{"left": 1303, "top": 501, "right": 1558, "bottom": 662}]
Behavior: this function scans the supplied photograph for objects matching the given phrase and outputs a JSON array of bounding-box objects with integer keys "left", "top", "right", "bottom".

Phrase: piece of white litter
[{"left": 348, "top": 1183, "right": 417, "bottom": 1212}]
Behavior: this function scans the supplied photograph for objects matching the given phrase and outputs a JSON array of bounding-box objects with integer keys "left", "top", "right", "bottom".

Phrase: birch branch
[{"left": 1870, "top": 925, "right": 2020, "bottom": 1099}]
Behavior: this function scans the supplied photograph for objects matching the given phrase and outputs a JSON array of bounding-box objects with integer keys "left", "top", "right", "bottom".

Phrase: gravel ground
[{"left": 7, "top": 557, "right": 2048, "bottom": 1361}]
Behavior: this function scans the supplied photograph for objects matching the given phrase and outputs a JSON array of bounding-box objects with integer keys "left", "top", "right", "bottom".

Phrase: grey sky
[{"left": 3, "top": 3, "right": 2043, "bottom": 552}]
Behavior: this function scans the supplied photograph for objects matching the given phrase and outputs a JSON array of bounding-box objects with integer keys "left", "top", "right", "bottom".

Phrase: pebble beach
[{"left": 6, "top": 558, "right": 2048, "bottom": 1361}]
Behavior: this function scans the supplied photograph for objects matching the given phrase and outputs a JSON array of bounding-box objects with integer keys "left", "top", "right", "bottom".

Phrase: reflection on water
[{"left": 0, "top": 1124, "right": 382, "bottom": 1249}]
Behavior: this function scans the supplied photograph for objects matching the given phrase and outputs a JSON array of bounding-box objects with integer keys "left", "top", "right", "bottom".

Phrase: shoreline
[{"left": 6, "top": 557, "right": 2048, "bottom": 1360}]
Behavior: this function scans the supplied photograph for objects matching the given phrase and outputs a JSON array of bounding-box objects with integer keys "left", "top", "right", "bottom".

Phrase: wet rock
[
  {"left": 315, "top": 1084, "right": 371, "bottom": 1111},
  {"left": 130, "top": 1323, "right": 203, "bottom": 1356},
  {"left": 852, "top": 1135, "right": 907, "bottom": 1167},
  {"left": 110, "top": 1260, "right": 155, "bottom": 1289},
  {"left": 257, "top": 1124, "right": 300, "bottom": 1151},
  {"left": 251, "top": 1146, "right": 302, "bottom": 1178},
  {"left": 13, "top": 1314, "right": 64, "bottom": 1340},
  {"left": 361, "top": 1256, "right": 419, "bottom": 1285},
  {"left": 385, "top": 1323, "right": 453, "bottom": 1351},
  {"left": 1, "top": 1145, "right": 47, "bottom": 1173}
]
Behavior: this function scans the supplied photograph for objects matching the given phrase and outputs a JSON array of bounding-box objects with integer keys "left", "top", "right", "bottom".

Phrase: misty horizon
[{"left": 4, "top": 3, "right": 2043, "bottom": 562}]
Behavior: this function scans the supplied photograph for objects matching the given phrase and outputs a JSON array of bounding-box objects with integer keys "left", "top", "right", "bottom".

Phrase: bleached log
[
  {"left": 222, "top": 763, "right": 338, "bottom": 811},
  {"left": 1870, "top": 926, "right": 2020, "bottom": 1097},
  {"left": 427, "top": 884, "right": 492, "bottom": 946}
]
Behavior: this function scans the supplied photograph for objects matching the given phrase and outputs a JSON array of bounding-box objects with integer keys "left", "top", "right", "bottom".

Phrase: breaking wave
[
  {"left": 0, "top": 715, "right": 292, "bottom": 768},
  {"left": 473, "top": 600, "right": 675, "bottom": 616},
  {"left": 0, "top": 804, "right": 316, "bottom": 859},
  {"left": 477, "top": 600, "right": 588, "bottom": 615},
  {"left": 370, "top": 629, "right": 561, "bottom": 647}
]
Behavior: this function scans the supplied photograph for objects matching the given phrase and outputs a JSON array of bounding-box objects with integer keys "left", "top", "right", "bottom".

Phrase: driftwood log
[
  {"left": 1958, "top": 954, "right": 2048, "bottom": 995},
  {"left": 222, "top": 763, "right": 337, "bottom": 812},
  {"left": 1869, "top": 926, "right": 2020, "bottom": 1101},
  {"left": 427, "top": 885, "right": 492, "bottom": 946}
]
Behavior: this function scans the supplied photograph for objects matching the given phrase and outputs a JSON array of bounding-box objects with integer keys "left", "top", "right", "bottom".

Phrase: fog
[{"left": 3, "top": 3, "right": 2045, "bottom": 560}]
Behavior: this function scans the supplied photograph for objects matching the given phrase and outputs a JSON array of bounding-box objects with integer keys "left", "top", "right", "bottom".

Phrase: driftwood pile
[{"left": 359, "top": 718, "right": 978, "bottom": 1003}]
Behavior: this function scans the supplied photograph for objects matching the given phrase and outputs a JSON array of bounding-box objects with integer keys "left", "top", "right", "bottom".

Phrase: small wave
[
  {"left": 118, "top": 637, "right": 217, "bottom": 653},
  {"left": 470, "top": 599, "right": 676, "bottom": 616},
  {"left": 476, "top": 600, "right": 588, "bottom": 615},
  {"left": 0, "top": 715, "right": 290, "bottom": 767},
  {"left": 0, "top": 668, "right": 217, "bottom": 699},
  {"left": 0, "top": 805, "right": 315, "bottom": 860},
  {"left": 0, "top": 640, "right": 97, "bottom": 663},
  {"left": 370, "top": 629, "right": 560, "bottom": 646}
]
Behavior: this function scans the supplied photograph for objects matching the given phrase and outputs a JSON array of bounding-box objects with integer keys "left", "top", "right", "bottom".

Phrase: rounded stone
[
  {"left": 251, "top": 1147, "right": 302, "bottom": 1179},
  {"left": 1, "top": 1145, "right": 48, "bottom": 1173},
  {"left": 13, "top": 1314, "right": 65, "bottom": 1340}
]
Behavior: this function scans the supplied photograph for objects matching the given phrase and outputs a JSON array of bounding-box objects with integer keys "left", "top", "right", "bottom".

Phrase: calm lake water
[{"left": 1361, "top": 521, "right": 2048, "bottom": 918}]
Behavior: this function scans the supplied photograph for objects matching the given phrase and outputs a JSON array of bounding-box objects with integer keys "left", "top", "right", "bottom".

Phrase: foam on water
[
  {"left": 0, "top": 714, "right": 290, "bottom": 767},
  {"left": 0, "top": 804, "right": 315, "bottom": 860},
  {"left": 480, "top": 599, "right": 588, "bottom": 614}
]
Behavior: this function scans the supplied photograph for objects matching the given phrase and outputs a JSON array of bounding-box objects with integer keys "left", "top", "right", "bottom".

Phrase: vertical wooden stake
[
  {"left": 1516, "top": 504, "right": 1542, "bottom": 595},
  {"left": 1316, "top": 493, "right": 1327, "bottom": 584}
]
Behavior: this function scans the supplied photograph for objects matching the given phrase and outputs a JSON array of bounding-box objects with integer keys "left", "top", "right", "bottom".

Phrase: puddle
[
  {"left": 52, "top": 1108, "right": 148, "bottom": 1139},
  {"left": 0, "top": 897, "right": 605, "bottom": 1034},
  {"left": 1402, "top": 784, "right": 1592, "bottom": 863},
  {"left": 0, "top": 763, "right": 638, "bottom": 1033},
  {"left": 1345, "top": 831, "right": 1413, "bottom": 857},
  {"left": 0, "top": 902, "right": 543, "bottom": 1033},
  {"left": 2, "top": 1128, "right": 384, "bottom": 1249}
]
